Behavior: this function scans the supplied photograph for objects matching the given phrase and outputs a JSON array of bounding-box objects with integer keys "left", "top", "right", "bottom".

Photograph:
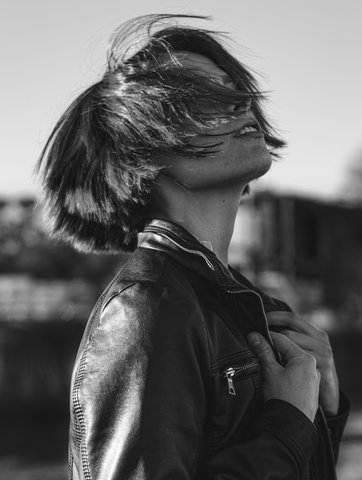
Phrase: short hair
[{"left": 36, "top": 14, "right": 285, "bottom": 253}]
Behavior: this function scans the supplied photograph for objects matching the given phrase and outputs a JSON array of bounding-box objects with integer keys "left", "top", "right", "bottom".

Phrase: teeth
[{"left": 238, "top": 125, "right": 257, "bottom": 136}]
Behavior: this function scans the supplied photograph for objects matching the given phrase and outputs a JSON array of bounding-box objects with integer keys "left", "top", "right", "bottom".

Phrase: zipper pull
[{"left": 224, "top": 367, "right": 236, "bottom": 395}]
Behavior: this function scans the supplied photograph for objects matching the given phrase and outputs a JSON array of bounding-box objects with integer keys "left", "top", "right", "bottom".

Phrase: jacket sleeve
[
  {"left": 203, "top": 399, "right": 318, "bottom": 479},
  {"left": 70, "top": 282, "right": 319, "bottom": 480},
  {"left": 325, "top": 391, "right": 350, "bottom": 463}
]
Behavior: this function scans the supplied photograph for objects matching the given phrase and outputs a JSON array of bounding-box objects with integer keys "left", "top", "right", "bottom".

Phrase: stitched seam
[
  {"left": 71, "top": 277, "right": 134, "bottom": 479},
  {"left": 211, "top": 351, "right": 258, "bottom": 373},
  {"left": 250, "top": 375, "right": 263, "bottom": 420},
  {"left": 102, "top": 280, "right": 212, "bottom": 386},
  {"left": 90, "top": 269, "right": 128, "bottom": 326},
  {"left": 104, "top": 276, "right": 202, "bottom": 323},
  {"left": 187, "top": 280, "right": 215, "bottom": 385},
  {"left": 102, "top": 283, "right": 138, "bottom": 313},
  {"left": 70, "top": 281, "right": 135, "bottom": 479},
  {"left": 73, "top": 253, "right": 212, "bottom": 477},
  {"left": 270, "top": 400, "right": 318, "bottom": 441},
  {"left": 197, "top": 417, "right": 213, "bottom": 474},
  {"left": 68, "top": 448, "right": 73, "bottom": 480},
  {"left": 258, "top": 418, "right": 305, "bottom": 475},
  {"left": 284, "top": 403, "right": 314, "bottom": 431},
  {"left": 72, "top": 349, "right": 92, "bottom": 480}
]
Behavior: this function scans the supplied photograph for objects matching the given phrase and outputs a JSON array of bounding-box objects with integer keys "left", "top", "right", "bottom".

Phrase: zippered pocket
[{"left": 222, "top": 361, "right": 259, "bottom": 395}]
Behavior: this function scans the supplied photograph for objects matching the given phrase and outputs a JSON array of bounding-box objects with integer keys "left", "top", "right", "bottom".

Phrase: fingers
[
  {"left": 267, "top": 311, "right": 324, "bottom": 339},
  {"left": 247, "top": 331, "right": 305, "bottom": 363},
  {"left": 269, "top": 331, "right": 307, "bottom": 363},
  {"left": 247, "top": 332, "right": 277, "bottom": 368},
  {"left": 247, "top": 330, "right": 319, "bottom": 375},
  {"left": 267, "top": 311, "right": 308, "bottom": 331},
  {"left": 267, "top": 312, "right": 331, "bottom": 366},
  {"left": 277, "top": 330, "right": 317, "bottom": 351}
]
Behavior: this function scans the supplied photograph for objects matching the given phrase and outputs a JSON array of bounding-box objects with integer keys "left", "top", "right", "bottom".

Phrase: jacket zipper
[
  {"left": 142, "top": 226, "right": 335, "bottom": 479},
  {"left": 145, "top": 228, "right": 216, "bottom": 270},
  {"left": 145, "top": 228, "right": 272, "bottom": 347},
  {"left": 222, "top": 362, "right": 259, "bottom": 395},
  {"left": 226, "top": 288, "right": 283, "bottom": 364},
  {"left": 149, "top": 231, "right": 280, "bottom": 361}
]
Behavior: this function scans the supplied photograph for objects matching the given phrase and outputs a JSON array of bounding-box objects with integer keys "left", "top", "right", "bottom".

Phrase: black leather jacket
[{"left": 69, "top": 219, "right": 349, "bottom": 480}]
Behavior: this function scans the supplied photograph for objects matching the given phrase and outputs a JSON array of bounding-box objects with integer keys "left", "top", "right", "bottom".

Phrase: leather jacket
[{"left": 69, "top": 218, "right": 349, "bottom": 479}]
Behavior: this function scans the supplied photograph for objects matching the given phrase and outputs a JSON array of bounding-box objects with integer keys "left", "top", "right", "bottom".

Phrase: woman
[{"left": 37, "top": 14, "right": 349, "bottom": 480}]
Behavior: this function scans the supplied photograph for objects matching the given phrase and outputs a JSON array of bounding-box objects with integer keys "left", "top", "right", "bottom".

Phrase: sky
[{"left": 2, "top": 0, "right": 361, "bottom": 200}]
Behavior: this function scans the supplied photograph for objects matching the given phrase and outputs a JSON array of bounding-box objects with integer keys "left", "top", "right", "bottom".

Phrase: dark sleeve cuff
[
  {"left": 325, "top": 390, "right": 350, "bottom": 445},
  {"left": 258, "top": 399, "right": 319, "bottom": 471}
]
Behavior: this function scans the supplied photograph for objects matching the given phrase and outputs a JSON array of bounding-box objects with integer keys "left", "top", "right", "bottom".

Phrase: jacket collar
[
  {"left": 137, "top": 218, "right": 290, "bottom": 360},
  {"left": 137, "top": 218, "right": 250, "bottom": 291}
]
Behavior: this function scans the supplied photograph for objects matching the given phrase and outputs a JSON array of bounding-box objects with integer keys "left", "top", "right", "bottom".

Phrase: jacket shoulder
[
  {"left": 102, "top": 247, "right": 198, "bottom": 312},
  {"left": 69, "top": 250, "right": 211, "bottom": 479}
]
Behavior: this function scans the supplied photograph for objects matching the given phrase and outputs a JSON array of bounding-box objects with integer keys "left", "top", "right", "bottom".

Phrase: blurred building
[
  {"left": 1, "top": 195, "right": 362, "bottom": 328},
  {"left": 1, "top": 194, "right": 362, "bottom": 441},
  {"left": 0, "top": 274, "right": 96, "bottom": 322},
  {"left": 0, "top": 198, "right": 128, "bottom": 322},
  {"left": 230, "top": 192, "right": 362, "bottom": 329}
]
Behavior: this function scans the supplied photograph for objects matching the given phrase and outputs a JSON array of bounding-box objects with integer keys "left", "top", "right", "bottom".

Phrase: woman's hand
[
  {"left": 247, "top": 331, "right": 320, "bottom": 422},
  {"left": 267, "top": 311, "right": 340, "bottom": 416}
]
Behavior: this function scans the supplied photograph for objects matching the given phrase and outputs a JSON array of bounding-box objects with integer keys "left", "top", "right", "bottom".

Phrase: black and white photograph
[{"left": 1, "top": 1, "right": 362, "bottom": 479}]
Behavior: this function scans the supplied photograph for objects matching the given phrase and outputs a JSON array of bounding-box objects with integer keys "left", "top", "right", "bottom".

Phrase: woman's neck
[{"left": 150, "top": 180, "right": 245, "bottom": 267}]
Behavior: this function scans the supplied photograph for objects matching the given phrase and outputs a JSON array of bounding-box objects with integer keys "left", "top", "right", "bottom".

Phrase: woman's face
[{"left": 153, "top": 52, "right": 272, "bottom": 190}]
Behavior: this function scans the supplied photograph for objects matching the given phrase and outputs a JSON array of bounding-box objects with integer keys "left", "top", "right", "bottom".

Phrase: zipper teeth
[
  {"left": 306, "top": 464, "right": 310, "bottom": 480},
  {"left": 214, "top": 352, "right": 257, "bottom": 372},
  {"left": 153, "top": 231, "right": 216, "bottom": 270},
  {"left": 146, "top": 228, "right": 275, "bottom": 352},
  {"left": 227, "top": 289, "right": 276, "bottom": 350},
  {"left": 72, "top": 354, "right": 92, "bottom": 480},
  {"left": 223, "top": 362, "right": 259, "bottom": 377}
]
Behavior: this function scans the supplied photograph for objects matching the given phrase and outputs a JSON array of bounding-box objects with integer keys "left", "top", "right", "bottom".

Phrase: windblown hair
[{"left": 36, "top": 14, "right": 286, "bottom": 253}]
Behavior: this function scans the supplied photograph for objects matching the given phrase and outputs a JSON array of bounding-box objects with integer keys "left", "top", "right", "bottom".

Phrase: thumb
[{"left": 247, "top": 332, "right": 277, "bottom": 367}]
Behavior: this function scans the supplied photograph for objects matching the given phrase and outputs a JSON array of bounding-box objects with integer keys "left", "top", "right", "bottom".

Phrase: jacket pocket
[
  {"left": 210, "top": 355, "right": 261, "bottom": 450},
  {"left": 221, "top": 360, "right": 260, "bottom": 396}
]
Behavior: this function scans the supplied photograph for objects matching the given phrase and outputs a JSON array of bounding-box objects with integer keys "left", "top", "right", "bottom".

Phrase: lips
[
  {"left": 235, "top": 115, "right": 261, "bottom": 136},
  {"left": 237, "top": 125, "right": 259, "bottom": 136},
  {"left": 200, "top": 113, "right": 262, "bottom": 137}
]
